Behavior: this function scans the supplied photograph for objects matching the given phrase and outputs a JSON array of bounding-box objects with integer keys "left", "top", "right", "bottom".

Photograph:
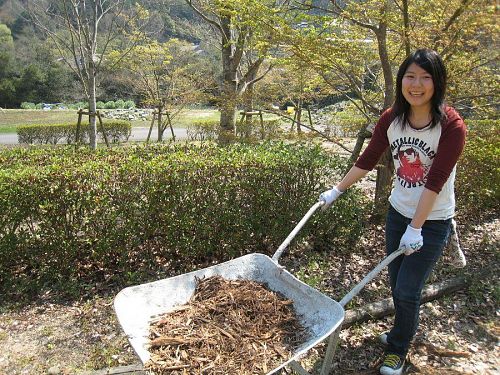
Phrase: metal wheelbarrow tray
[{"left": 114, "top": 202, "right": 405, "bottom": 375}]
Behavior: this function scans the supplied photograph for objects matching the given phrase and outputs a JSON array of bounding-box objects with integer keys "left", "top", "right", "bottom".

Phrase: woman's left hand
[{"left": 399, "top": 225, "right": 423, "bottom": 255}]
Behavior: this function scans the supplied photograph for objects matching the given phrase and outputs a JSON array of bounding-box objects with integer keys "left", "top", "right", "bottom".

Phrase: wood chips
[{"left": 145, "top": 276, "right": 309, "bottom": 374}]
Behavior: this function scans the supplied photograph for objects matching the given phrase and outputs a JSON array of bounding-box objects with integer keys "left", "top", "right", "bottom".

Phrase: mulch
[{"left": 145, "top": 276, "right": 308, "bottom": 374}]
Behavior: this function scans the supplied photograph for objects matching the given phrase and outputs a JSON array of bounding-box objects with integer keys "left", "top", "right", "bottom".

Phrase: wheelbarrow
[{"left": 114, "top": 201, "right": 405, "bottom": 374}]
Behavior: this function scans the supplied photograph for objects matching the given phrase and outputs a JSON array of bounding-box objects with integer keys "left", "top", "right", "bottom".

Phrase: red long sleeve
[{"left": 424, "top": 107, "right": 466, "bottom": 193}]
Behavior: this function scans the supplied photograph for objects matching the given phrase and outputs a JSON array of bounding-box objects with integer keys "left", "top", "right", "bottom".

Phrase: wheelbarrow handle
[
  {"left": 272, "top": 201, "right": 324, "bottom": 263},
  {"left": 339, "top": 247, "right": 406, "bottom": 307}
]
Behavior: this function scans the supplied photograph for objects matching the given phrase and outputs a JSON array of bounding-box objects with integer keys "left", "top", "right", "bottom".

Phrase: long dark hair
[{"left": 392, "top": 49, "right": 447, "bottom": 129}]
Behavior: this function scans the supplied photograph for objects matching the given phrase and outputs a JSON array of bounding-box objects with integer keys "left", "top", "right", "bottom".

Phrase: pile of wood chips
[{"left": 145, "top": 275, "right": 309, "bottom": 374}]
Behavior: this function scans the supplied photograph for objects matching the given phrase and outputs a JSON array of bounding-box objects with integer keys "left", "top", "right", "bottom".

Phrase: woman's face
[{"left": 402, "top": 63, "right": 434, "bottom": 111}]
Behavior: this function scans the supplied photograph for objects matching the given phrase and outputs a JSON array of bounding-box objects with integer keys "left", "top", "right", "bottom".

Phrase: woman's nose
[{"left": 412, "top": 77, "right": 424, "bottom": 86}]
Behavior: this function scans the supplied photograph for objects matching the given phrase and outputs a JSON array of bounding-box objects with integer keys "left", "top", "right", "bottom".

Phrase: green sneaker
[{"left": 379, "top": 353, "right": 405, "bottom": 375}]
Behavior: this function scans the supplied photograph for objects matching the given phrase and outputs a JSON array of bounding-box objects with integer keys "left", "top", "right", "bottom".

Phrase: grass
[{"left": 0, "top": 108, "right": 221, "bottom": 134}]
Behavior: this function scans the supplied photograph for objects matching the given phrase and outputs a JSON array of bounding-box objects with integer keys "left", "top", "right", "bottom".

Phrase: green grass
[{"left": 0, "top": 108, "right": 221, "bottom": 134}]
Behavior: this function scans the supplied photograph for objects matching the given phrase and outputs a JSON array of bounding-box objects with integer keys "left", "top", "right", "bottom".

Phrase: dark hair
[{"left": 392, "top": 49, "right": 447, "bottom": 129}]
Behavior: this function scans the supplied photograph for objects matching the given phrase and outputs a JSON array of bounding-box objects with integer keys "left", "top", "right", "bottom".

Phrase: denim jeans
[{"left": 385, "top": 205, "right": 451, "bottom": 357}]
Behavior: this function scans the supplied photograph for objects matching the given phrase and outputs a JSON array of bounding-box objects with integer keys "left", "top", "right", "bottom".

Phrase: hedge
[
  {"left": 0, "top": 143, "right": 369, "bottom": 301},
  {"left": 186, "top": 119, "right": 283, "bottom": 142},
  {"left": 16, "top": 120, "right": 132, "bottom": 145}
]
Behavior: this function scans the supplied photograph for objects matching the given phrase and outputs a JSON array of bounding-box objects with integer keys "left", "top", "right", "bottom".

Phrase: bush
[
  {"left": 0, "top": 143, "right": 368, "bottom": 300},
  {"left": 124, "top": 100, "right": 136, "bottom": 109},
  {"left": 456, "top": 119, "right": 499, "bottom": 218},
  {"left": 115, "top": 99, "right": 125, "bottom": 109},
  {"left": 186, "top": 120, "right": 219, "bottom": 141},
  {"left": 100, "top": 120, "right": 132, "bottom": 143},
  {"left": 104, "top": 100, "right": 116, "bottom": 109},
  {"left": 20, "top": 102, "right": 36, "bottom": 110},
  {"left": 17, "top": 120, "right": 131, "bottom": 145},
  {"left": 187, "top": 118, "right": 283, "bottom": 142}
]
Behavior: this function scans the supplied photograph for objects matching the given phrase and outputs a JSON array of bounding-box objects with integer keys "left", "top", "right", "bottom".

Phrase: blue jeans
[{"left": 385, "top": 205, "right": 451, "bottom": 357}]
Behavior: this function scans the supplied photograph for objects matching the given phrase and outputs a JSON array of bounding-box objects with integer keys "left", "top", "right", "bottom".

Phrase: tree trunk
[
  {"left": 157, "top": 104, "right": 163, "bottom": 142},
  {"left": 296, "top": 99, "right": 303, "bottom": 134},
  {"left": 88, "top": 73, "right": 97, "bottom": 150},
  {"left": 219, "top": 16, "right": 238, "bottom": 143},
  {"left": 373, "top": 12, "right": 395, "bottom": 217},
  {"left": 344, "top": 127, "right": 372, "bottom": 175},
  {"left": 402, "top": 0, "right": 411, "bottom": 56}
]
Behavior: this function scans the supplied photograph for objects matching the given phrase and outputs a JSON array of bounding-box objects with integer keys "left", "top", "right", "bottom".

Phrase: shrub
[
  {"left": 17, "top": 120, "right": 131, "bottom": 145},
  {"left": 115, "top": 99, "right": 125, "bottom": 109},
  {"left": 104, "top": 100, "right": 117, "bottom": 109},
  {"left": 96, "top": 101, "right": 106, "bottom": 109},
  {"left": 456, "top": 119, "right": 499, "bottom": 218},
  {"left": 186, "top": 120, "right": 219, "bottom": 141},
  {"left": 187, "top": 119, "right": 283, "bottom": 142},
  {"left": 124, "top": 100, "right": 136, "bottom": 109},
  {"left": 20, "top": 102, "right": 36, "bottom": 110},
  {"left": 100, "top": 120, "right": 132, "bottom": 143},
  {"left": 0, "top": 143, "right": 368, "bottom": 300}
]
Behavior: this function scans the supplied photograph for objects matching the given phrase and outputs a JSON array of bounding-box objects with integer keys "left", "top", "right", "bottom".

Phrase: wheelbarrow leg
[
  {"left": 289, "top": 360, "right": 310, "bottom": 375},
  {"left": 319, "top": 327, "right": 341, "bottom": 375}
]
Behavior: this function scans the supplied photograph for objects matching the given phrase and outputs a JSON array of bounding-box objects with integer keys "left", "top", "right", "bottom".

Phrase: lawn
[{"left": 0, "top": 108, "right": 221, "bottom": 134}]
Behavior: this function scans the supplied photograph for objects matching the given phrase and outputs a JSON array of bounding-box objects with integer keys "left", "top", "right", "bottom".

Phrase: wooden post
[
  {"left": 290, "top": 109, "right": 297, "bottom": 132},
  {"left": 307, "top": 106, "right": 313, "bottom": 127},
  {"left": 75, "top": 109, "right": 110, "bottom": 148},
  {"left": 165, "top": 112, "right": 176, "bottom": 141},
  {"left": 146, "top": 113, "right": 156, "bottom": 143},
  {"left": 96, "top": 111, "right": 110, "bottom": 148},
  {"left": 75, "top": 109, "right": 83, "bottom": 149},
  {"left": 259, "top": 111, "right": 264, "bottom": 139}
]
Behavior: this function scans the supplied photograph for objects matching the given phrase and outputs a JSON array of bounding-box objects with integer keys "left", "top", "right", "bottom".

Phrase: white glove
[
  {"left": 399, "top": 224, "right": 423, "bottom": 255},
  {"left": 319, "top": 187, "right": 343, "bottom": 209}
]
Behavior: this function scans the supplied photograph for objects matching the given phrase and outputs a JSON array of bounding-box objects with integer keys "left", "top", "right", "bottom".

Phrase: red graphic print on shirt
[{"left": 391, "top": 138, "right": 434, "bottom": 189}]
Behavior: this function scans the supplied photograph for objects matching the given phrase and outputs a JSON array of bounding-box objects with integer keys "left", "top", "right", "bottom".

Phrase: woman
[{"left": 320, "top": 49, "right": 466, "bottom": 375}]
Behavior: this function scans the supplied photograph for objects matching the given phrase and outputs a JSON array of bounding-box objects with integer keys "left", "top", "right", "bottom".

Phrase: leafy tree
[
  {"left": 0, "top": 23, "right": 16, "bottom": 107},
  {"left": 0, "top": 23, "right": 14, "bottom": 78},
  {"left": 184, "top": 0, "right": 286, "bottom": 141},
  {"left": 25, "top": 0, "right": 150, "bottom": 149},
  {"left": 109, "top": 37, "right": 214, "bottom": 141}
]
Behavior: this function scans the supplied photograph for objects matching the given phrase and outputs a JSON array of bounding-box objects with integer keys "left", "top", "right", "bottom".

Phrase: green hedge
[
  {"left": 456, "top": 119, "right": 499, "bottom": 218},
  {"left": 0, "top": 143, "right": 368, "bottom": 300},
  {"left": 16, "top": 120, "right": 132, "bottom": 145},
  {"left": 186, "top": 119, "right": 283, "bottom": 142}
]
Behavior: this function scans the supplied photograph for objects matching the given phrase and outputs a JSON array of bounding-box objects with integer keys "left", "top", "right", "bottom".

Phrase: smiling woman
[{"left": 319, "top": 48, "right": 467, "bottom": 375}]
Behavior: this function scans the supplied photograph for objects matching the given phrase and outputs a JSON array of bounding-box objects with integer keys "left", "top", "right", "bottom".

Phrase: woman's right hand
[{"left": 319, "top": 187, "right": 343, "bottom": 209}]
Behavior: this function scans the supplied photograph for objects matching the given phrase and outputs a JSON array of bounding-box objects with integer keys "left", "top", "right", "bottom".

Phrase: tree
[
  {"left": 25, "top": 0, "right": 149, "bottom": 149},
  {"left": 184, "top": 0, "right": 284, "bottom": 141},
  {"left": 109, "top": 38, "right": 213, "bottom": 141},
  {"left": 0, "top": 22, "right": 16, "bottom": 107},
  {"left": 0, "top": 23, "right": 14, "bottom": 78}
]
